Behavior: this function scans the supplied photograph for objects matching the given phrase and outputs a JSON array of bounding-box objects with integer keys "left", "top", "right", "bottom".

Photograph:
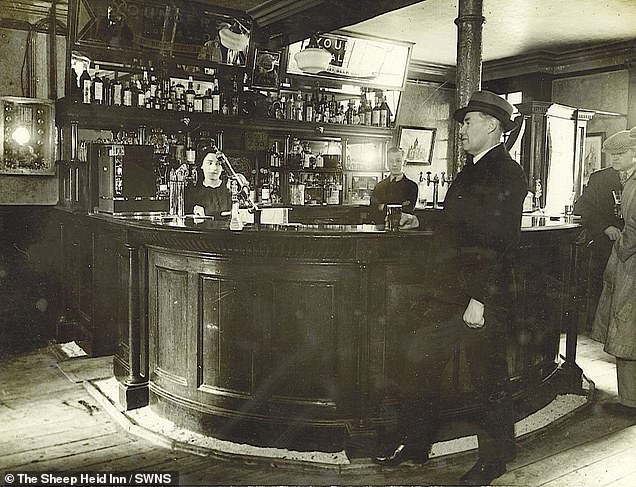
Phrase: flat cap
[{"left": 602, "top": 130, "right": 636, "bottom": 153}]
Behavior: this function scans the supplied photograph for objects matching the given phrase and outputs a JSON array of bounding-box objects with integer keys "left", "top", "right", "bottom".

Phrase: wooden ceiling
[{"left": 2, "top": 0, "right": 635, "bottom": 71}]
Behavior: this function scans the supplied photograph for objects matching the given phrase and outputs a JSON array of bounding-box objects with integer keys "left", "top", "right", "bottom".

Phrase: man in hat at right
[{"left": 374, "top": 90, "right": 527, "bottom": 486}]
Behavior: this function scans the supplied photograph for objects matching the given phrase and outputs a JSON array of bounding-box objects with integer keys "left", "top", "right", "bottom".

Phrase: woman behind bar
[{"left": 186, "top": 146, "right": 232, "bottom": 218}]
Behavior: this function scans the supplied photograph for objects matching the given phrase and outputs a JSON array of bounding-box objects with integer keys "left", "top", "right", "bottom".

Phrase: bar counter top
[{"left": 89, "top": 210, "right": 578, "bottom": 236}]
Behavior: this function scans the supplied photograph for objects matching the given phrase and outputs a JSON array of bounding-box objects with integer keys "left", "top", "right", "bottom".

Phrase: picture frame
[
  {"left": 398, "top": 126, "right": 436, "bottom": 165},
  {"left": 583, "top": 132, "right": 604, "bottom": 187},
  {"left": 251, "top": 49, "right": 281, "bottom": 91}
]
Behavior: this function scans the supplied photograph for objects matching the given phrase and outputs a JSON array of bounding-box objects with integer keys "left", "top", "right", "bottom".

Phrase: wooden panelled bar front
[{"left": 55, "top": 210, "right": 583, "bottom": 458}]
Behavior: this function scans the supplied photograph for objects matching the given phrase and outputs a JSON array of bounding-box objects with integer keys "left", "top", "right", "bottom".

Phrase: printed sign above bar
[
  {"left": 285, "top": 31, "right": 413, "bottom": 91},
  {"left": 72, "top": 0, "right": 253, "bottom": 66}
]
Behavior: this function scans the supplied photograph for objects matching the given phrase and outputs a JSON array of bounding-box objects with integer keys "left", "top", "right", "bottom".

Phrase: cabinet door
[{"left": 342, "top": 138, "right": 387, "bottom": 204}]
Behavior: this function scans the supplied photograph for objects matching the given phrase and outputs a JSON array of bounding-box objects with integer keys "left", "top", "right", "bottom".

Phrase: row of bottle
[
  {"left": 72, "top": 65, "right": 241, "bottom": 115},
  {"left": 269, "top": 140, "right": 342, "bottom": 170},
  {"left": 268, "top": 88, "right": 392, "bottom": 127},
  {"left": 289, "top": 172, "right": 342, "bottom": 205}
]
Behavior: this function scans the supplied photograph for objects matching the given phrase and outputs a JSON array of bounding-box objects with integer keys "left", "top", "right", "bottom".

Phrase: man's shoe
[
  {"left": 373, "top": 444, "right": 430, "bottom": 467},
  {"left": 603, "top": 401, "right": 636, "bottom": 416},
  {"left": 460, "top": 459, "right": 506, "bottom": 485}
]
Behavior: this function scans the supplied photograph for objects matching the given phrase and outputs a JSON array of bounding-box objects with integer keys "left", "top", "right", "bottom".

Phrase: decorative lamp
[{"left": 294, "top": 36, "right": 332, "bottom": 74}]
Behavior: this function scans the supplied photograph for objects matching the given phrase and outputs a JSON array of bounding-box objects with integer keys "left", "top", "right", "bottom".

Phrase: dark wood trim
[{"left": 484, "top": 40, "right": 636, "bottom": 81}]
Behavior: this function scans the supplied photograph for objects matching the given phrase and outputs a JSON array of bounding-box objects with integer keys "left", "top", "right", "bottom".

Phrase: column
[
  {"left": 628, "top": 62, "right": 636, "bottom": 129},
  {"left": 453, "top": 0, "right": 484, "bottom": 173},
  {"left": 118, "top": 243, "right": 149, "bottom": 410}
]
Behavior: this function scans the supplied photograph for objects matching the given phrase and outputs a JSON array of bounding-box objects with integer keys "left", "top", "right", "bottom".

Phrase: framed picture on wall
[
  {"left": 251, "top": 49, "right": 281, "bottom": 91},
  {"left": 398, "top": 126, "right": 436, "bottom": 165},
  {"left": 583, "top": 132, "right": 604, "bottom": 187}
]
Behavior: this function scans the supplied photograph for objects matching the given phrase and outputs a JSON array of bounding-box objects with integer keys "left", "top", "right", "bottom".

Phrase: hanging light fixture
[{"left": 294, "top": 35, "right": 332, "bottom": 74}]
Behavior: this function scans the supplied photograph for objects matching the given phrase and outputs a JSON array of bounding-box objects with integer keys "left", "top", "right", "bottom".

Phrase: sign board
[{"left": 285, "top": 31, "right": 413, "bottom": 90}]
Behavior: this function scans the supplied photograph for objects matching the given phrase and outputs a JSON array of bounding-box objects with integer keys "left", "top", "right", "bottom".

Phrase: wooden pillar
[
  {"left": 453, "top": 0, "right": 484, "bottom": 173},
  {"left": 118, "top": 243, "right": 148, "bottom": 410},
  {"left": 628, "top": 62, "right": 636, "bottom": 129}
]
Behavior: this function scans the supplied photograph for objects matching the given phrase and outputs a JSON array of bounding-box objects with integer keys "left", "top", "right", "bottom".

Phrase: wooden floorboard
[{"left": 1, "top": 334, "right": 636, "bottom": 486}]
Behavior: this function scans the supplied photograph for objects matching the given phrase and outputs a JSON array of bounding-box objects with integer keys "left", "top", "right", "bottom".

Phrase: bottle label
[
  {"left": 82, "top": 80, "right": 91, "bottom": 104},
  {"left": 94, "top": 81, "right": 103, "bottom": 102},
  {"left": 113, "top": 85, "right": 122, "bottom": 105},
  {"left": 372, "top": 109, "right": 380, "bottom": 126}
]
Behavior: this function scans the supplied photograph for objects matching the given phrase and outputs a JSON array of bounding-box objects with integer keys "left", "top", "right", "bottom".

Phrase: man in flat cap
[
  {"left": 590, "top": 129, "right": 636, "bottom": 416},
  {"left": 374, "top": 90, "right": 527, "bottom": 485},
  {"left": 574, "top": 130, "right": 635, "bottom": 331}
]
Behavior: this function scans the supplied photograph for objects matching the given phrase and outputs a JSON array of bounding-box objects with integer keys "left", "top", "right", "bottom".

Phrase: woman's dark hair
[
  {"left": 196, "top": 145, "right": 218, "bottom": 166},
  {"left": 194, "top": 146, "right": 226, "bottom": 186}
]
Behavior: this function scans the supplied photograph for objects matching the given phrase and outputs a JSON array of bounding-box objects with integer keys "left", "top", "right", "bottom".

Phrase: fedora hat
[{"left": 453, "top": 90, "right": 517, "bottom": 133}]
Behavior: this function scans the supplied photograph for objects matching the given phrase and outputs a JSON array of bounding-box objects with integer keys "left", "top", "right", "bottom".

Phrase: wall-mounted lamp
[
  {"left": 11, "top": 126, "right": 31, "bottom": 146},
  {"left": 294, "top": 35, "right": 332, "bottom": 74}
]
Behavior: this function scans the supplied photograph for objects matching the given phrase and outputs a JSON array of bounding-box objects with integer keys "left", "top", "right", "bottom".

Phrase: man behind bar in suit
[
  {"left": 369, "top": 146, "right": 418, "bottom": 225},
  {"left": 375, "top": 91, "right": 528, "bottom": 486}
]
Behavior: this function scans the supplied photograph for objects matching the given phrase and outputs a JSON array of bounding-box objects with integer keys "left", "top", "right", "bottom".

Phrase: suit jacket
[
  {"left": 428, "top": 143, "right": 528, "bottom": 308},
  {"left": 573, "top": 167, "right": 623, "bottom": 256},
  {"left": 369, "top": 175, "right": 418, "bottom": 223}
]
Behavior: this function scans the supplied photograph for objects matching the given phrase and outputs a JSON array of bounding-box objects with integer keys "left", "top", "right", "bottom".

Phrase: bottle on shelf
[
  {"left": 203, "top": 88, "right": 213, "bottom": 113},
  {"left": 185, "top": 76, "right": 195, "bottom": 112},
  {"left": 304, "top": 93, "right": 313, "bottom": 122},
  {"left": 329, "top": 95, "right": 337, "bottom": 123},
  {"left": 380, "top": 94, "right": 392, "bottom": 128},
  {"left": 92, "top": 66, "right": 103, "bottom": 105},
  {"left": 185, "top": 132, "right": 196, "bottom": 165},
  {"left": 111, "top": 72, "right": 122, "bottom": 106},
  {"left": 221, "top": 92, "right": 229, "bottom": 115},
  {"left": 137, "top": 73, "right": 147, "bottom": 108},
  {"left": 212, "top": 78, "right": 221, "bottom": 114},
  {"left": 194, "top": 84, "right": 203, "bottom": 113},
  {"left": 122, "top": 79, "right": 133, "bottom": 107},
  {"left": 140, "top": 69, "right": 150, "bottom": 108},
  {"left": 345, "top": 99, "right": 355, "bottom": 125},
  {"left": 102, "top": 75, "right": 111, "bottom": 106},
  {"left": 371, "top": 93, "right": 381, "bottom": 126},
  {"left": 259, "top": 167, "right": 270, "bottom": 203},
  {"left": 80, "top": 66, "right": 91, "bottom": 104},
  {"left": 363, "top": 98, "right": 372, "bottom": 126},
  {"left": 174, "top": 79, "right": 185, "bottom": 111}
]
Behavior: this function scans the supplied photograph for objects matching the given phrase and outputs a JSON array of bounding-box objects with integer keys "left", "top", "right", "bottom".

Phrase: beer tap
[
  {"left": 432, "top": 174, "right": 440, "bottom": 209},
  {"left": 533, "top": 177, "right": 543, "bottom": 212},
  {"left": 426, "top": 171, "right": 440, "bottom": 209}
]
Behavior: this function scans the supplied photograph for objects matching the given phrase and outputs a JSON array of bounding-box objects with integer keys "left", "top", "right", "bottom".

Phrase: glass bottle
[
  {"left": 380, "top": 94, "right": 392, "bottom": 127},
  {"left": 193, "top": 83, "right": 203, "bottom": 113},
  {"left": 111, "top": 72, "right": 122, "bottom": 106},
  {"left": 371, "top": 93, "right": 381, "bottom": 126},
  {"left": 185, "top": 76, "right": 195, "bottom": 112},
  {"left": 80, "top": 66, "right": 91, "bottom": 104},
  {"left": 92, "top": 65, "right": 103, "bottom": 105},
  {"left": 122, "top": 79, "right": 133, "bottom": 107}
]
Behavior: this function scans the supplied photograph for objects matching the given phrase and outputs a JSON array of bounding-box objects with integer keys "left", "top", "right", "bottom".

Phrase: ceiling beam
[{"left": 251, "top": 0, "right": 428, "bottom": 49}]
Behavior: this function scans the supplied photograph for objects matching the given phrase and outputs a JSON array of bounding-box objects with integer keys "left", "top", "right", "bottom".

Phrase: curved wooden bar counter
[{"left": 56, "top": 210, "right": 583, "bottom": 458}]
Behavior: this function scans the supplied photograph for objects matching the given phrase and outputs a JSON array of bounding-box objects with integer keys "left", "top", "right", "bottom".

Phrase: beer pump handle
[{"left": 211, "top": 144, "right": 259, "bottom": 214}]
